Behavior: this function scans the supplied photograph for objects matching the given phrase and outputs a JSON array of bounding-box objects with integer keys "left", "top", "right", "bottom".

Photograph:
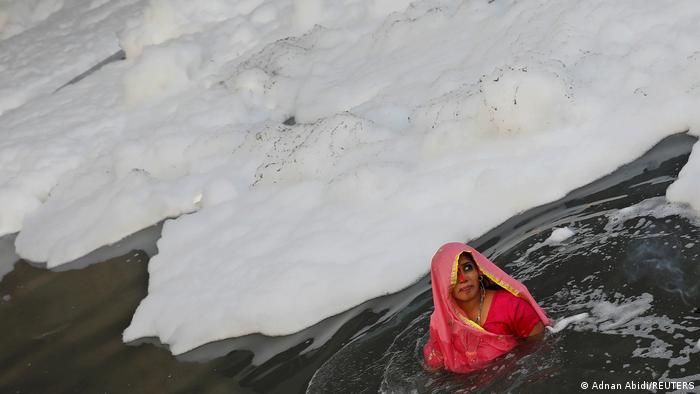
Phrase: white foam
[
  {"left": 547, "top": 227, "right": 576, "bottom": 243},
  {"left": 592, "top": 293, "right": 654, "bottom": 331},
  {"left": 2, "top": 0, "right": 700, "bottom": 354},
  {"left": 606, "top": 197, "right": 700, "bottom": 231},
  {"left": 0, "top": 0, "right": 143, "bottom": 115},
  {"left": 0, "top": 0, "right": 65, "bottom": 40},
  {"left": 551, "top": 286, "right": 699, "bottom": 368},
  {"left": 122, "top": 42, "right": 203, "bottom": 105},
  {"left": 546, "top": 312, "right": 589, "bottom": 333},
  {"left": 667, "top": 138, "right": 700, "bottom": 211},
  {"left": 292, "top": 0, "right": 322, "bottom": 32},
  {"left": 117, "top": 0, "right": 255, "bottom": 59},
  {"left": 0, "top": 234, "right": 19, "bottom": 281}
]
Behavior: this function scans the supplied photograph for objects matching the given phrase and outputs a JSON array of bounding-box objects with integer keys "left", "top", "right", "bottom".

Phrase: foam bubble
[
  {"left": 547, "top": 312, "right": 589, "bottom": 333},
  {"left": 123, "top": 43, "right": 203, "bottom": 105},
  {"left": 547, "top": 227, "right": 576, "bottom": 243}
]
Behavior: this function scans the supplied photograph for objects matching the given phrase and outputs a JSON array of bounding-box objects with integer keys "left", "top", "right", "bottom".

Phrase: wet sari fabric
[{"left": 423, "top": 243, "right": 550, "bottom": 373}]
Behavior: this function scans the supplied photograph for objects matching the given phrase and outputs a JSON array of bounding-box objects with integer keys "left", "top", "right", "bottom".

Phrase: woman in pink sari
[{"left": 423, "top": 242, "right": 550, "bottom": 373}]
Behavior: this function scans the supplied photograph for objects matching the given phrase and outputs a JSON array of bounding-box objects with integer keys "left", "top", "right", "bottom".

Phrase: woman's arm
[
  {"left": 508, "top": 295, "right": 545, "bottom": 339},
  {"left": 525, "top": 321, "right": 545, "bottom": 341}
]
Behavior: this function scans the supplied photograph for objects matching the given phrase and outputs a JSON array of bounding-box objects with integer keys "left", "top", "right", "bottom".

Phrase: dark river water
[{"left": 1, "top": 133, "right": 699, "bottom": 393}]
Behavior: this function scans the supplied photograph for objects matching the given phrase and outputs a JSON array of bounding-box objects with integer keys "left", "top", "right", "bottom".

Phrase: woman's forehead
[{"left": 458, "top": 252, "right": 475, "bottom": 263}]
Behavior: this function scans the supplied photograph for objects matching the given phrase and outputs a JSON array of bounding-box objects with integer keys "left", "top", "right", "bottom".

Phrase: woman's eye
[{"left": 462, "top": 263, "right": 473, "bottom": 272}]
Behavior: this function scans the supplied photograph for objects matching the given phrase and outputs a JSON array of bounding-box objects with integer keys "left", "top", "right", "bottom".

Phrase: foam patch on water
[
  {"left": 590, "top": 293, "right": 654, "bottom": 331},
  {"left": 547, "top": 227, "right": 576, "bottom": 243},
  {"left": 606, "top": 197, "right": 700, "bottom": 230},
  {"left": 550, "top": 288, "right": 700, "bottom": 369},
  {"left": 546, "top": 312, "right": 589, "bottom": 333}
]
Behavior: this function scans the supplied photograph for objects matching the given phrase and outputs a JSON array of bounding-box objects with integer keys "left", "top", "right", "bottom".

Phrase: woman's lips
[{"left": 459, "top": 284, "right": 474, "bottom": 293}]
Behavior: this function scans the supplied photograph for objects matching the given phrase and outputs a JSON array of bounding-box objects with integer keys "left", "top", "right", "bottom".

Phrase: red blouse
[
  {"left": 482, "top": 290, "right": 541, "bottom": 337},
  {"left": 422, "top": 289, "right": 542, "bottom": 370}
]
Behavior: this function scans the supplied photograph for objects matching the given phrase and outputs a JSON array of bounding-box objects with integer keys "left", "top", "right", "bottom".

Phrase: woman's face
[{"left": 452, "top": 253, "right": 481, "bottom": 303}]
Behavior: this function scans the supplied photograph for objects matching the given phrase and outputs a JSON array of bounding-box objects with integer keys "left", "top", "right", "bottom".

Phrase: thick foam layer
[
  {"left": 0, "top": 234, "right": 19, "bottom": 281},
  {"left": 2, "top": 0, "right": 700, "bottom": 354}
]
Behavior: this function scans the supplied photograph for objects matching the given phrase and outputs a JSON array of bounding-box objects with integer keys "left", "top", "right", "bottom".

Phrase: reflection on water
[{"left": 1, "top": 134, "right": 699, "bottom": 393}]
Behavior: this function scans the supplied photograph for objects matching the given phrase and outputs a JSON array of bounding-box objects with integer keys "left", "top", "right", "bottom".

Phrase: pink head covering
[{"left": 425, "top": 242, "right": 550, "bottom": 372}]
